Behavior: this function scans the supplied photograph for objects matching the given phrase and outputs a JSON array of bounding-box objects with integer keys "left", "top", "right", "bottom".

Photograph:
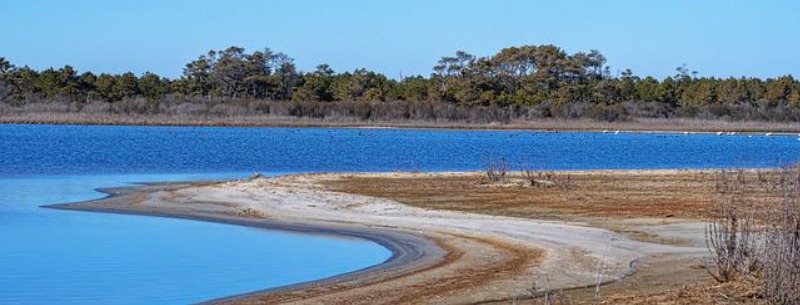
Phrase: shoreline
[
  {"left": 43, "top": 171, "right": 708, "bottom": 304},
  {"left": 45, "top": 182, "right": 448, "bottom": 304},
  {"left": 4, "top": 116, "right": 800, "bottom": 135}
]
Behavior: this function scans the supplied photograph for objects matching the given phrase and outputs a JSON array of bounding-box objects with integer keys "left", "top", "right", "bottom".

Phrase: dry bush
[
  {"left": 109, "top": 97, "right": 154, "bottom": 115},
  {"left": 521, "top": 169, "right": 572, "bottom": 189},
  {"left": 209, "top": 103, "right": 250, "bottom": 117},
  {"left": 164, "top": 101, "right": 207, "bottom": 117},
  {"left": 707, "top": 167, "right": 800, "bottom": 304},
  {"left": 761, "top": 166, "right": 800, "bottom": 305},
  {"left": 706, "top": 170, "right": 763, "bottom": 283},
  {"left": 484, "top": 157, "right": 509, "bottom": 183},
  {"left": 80, "top": 101, "right": 111, "bottom": 114}
]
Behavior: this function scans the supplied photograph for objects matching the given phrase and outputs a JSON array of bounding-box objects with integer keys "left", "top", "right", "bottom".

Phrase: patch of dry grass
[
  {"left": 4, "top": 111, "right": 800, "bottom": 133},
  {"left": 322, "top": 170, "right": 784, "bottom": 221}
]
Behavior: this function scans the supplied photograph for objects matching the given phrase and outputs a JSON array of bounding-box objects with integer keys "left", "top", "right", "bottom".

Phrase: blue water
[
  {"left": 3, "top": 125, "right": 800, "bottom": 176},
  {"left": 0, "top": 173, "right": 392, "bottom": 304},
  {"left": 2, "top": 124, "right": 800, "bottom": 304}
]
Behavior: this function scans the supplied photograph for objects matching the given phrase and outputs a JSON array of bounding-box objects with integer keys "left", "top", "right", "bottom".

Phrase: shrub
[
  {"left": 484, "top": 157, "right": 509, "bottom": 183},
  {"left": 761, "top": 166, "right": 800, "bottom": 304},
  {"left": 707, "top": 167, "right": 800, "bottom": 304}
]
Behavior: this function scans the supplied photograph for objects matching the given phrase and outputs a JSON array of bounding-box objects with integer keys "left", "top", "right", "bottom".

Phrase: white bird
[
  {"left": 730, "top": 132, "right": 736, "bottom": 135},
  {"left": 716, "top": 131, "right": 724, "bottom": 135},
  {"left": 683, "top": 131, "right": 689, "bottom": 135},
  {"left": 766, "top": 132, "right": 773, "bottom": 136},
  {"left": 614, "top": 130, "right": 620, "bottom": 134},
  {"left": 602, "top": 130, "right": 608, "bottom": 134}
]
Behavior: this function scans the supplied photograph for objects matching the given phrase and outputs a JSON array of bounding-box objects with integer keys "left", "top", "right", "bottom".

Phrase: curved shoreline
[
  {"left": 41, "top": 172, "right": 707, "bottom": 304},
  {"left": 44, "top": 182, "right": 449, "bottom": 304}
]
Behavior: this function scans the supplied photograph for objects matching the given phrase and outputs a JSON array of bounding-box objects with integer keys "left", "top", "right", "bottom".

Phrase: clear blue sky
[{"left": 2, "top": 0, "right": 798, "bottom": 79}]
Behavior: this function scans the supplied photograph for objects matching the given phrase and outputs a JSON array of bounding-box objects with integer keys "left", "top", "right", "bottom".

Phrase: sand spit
[{"left": 48, "top": 173, "right": 706, "bottom": 304}]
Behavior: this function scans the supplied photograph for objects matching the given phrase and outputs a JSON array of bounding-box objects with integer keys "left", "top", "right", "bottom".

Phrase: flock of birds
[{"left": 601, "top": 129, "right": 800, "bottom": 139}]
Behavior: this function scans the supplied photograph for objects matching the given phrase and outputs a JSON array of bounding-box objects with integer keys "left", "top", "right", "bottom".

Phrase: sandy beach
[{"left": 48, "top": 171, "right": 711, "bottom": 304}]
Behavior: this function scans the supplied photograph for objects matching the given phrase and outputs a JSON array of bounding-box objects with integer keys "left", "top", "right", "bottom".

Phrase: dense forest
[{"left": 1, "top": 45, "right": 800, "bottom": 124}]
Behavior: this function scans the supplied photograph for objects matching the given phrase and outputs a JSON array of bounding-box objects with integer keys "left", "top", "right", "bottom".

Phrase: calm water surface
[
  {"left": 2, "top": 124, "right": 800, "bottom": 304},
  {"left": 0, "top": 174, "right": 392, "bottom": 304}
]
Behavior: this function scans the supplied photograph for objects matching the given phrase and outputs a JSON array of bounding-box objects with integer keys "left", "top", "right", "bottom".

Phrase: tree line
[{"left": 1, "top": 45, "right": 799, "bottom": 122}]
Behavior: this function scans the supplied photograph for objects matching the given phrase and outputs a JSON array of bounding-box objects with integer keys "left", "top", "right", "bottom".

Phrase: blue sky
[{"left": 1, "top": 0, "right": 798, "bottom": 79}]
